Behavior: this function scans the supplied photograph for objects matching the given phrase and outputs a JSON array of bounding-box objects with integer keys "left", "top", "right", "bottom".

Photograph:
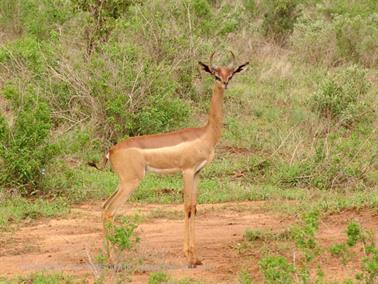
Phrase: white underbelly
[
  {"left": 145, "top": 159, "right": 208, "bottom": 174},
  {"left": 145, "top": 165, "right": 181, "bottom": 174}
]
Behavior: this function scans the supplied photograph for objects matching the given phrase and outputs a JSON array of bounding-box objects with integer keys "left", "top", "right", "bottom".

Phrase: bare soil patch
[{"left": 0, "top": 202, "right": 377, "bottom": 283}]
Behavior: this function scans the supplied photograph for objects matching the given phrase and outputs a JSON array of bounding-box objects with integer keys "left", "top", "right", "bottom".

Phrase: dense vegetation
[
  {"left": 0, "top": 0, "right": 377, "bottom": 214},
  {"left": 1, "top": 0, "right": 376, "bottom": 201}
]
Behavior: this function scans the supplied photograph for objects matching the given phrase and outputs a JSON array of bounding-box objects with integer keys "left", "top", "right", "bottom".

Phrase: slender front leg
[
  {"left": 190, "top": 172, "right": 202, "bottom": 266},
  {"left": 183, "top": 170, "right": 201, "bottom": 268},
  {"left": 183, "top": 170, "right": 193, "bottom": 266}
]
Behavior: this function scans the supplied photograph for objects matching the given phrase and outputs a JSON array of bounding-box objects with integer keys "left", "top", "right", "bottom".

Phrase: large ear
[
  {"left": 198, "top": 61, "right": 213, "bottom": 74},
  {"left": 233, "top": 62, "right": 249, "bottom": 74}
]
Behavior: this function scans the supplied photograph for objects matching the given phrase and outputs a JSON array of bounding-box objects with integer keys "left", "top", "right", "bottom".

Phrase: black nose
[{"left": 224, "top": 83, "right": 228, "bottom": 89}]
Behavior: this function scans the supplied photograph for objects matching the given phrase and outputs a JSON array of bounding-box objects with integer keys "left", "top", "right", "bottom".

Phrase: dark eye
[{"left": 215, "top": 76, "right": 221, "bottom": 81}]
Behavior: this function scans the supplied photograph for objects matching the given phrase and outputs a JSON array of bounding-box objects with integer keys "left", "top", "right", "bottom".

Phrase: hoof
[
  {"left": 188, "top": 259, "right": 202, "bottom": 268},
  {"left": 195, "top": 259, "right": 203, "bottom": 265}
]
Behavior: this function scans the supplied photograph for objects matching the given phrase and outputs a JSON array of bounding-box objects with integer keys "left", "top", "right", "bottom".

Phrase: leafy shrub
[
  {"left": 259, "top": 255, "right": 294, "bottom": 283},
  {"left": 262, "top": 0, "right": 299, "bottom": 45},
  {"left": 347, "top": 220, "right": 361, "bottom": 247},
  {"left": 291, "top": 12, "right": 378, "bottom": 67},
  {"left": 290, "top": 15, "right": 337, "bottom": 65},
  {"left": 359, "top": 246, "right": 378, "bottom": 283},
  {"left": 0, "top": 36, "right": 47, "bottom": 75},
  {"left": 0, "top": 0, "right": 71, "bottom": 39},
  {"left": 311, "top": 65, "right": 371, "bottom": 123},
  {"left": 86, "top": 44, "right": 191, "bottom": 141},
  {"left": 330, "top": 243, "right": 349, "bottom": 263},
  {"left": 189, "top": 0, "right": 243, "bottom": 36},
  {"left": 129, "top": 93, "right": 190, "bottom": 136},
  {"left": 218, "top": 5, "right": 242, "bottom": 35},
  {"left": 331, "top": 220, "right": 378, "bottom": 283},
  {"left": 0, "top": 84, "right": 57, "bottom": 193},
  {"left": 21, "top": 0, "right": 71, "bottom": 39},
  {"left": 353, "top": 222, "right": 378, "bottom": 282},
  {"left": 192, "top": 0, "right": 211, "bottom": 18},
  {"left": 293, "top": 210, "right": 320, "bottom": 261},
  {"left": 148, "top": 271, "right": 170, "bottom": 284},
  {"left": 72, "top": 0, "right": 138, "bottom": 55},
  {"left": 237, "top": 269, "right": 253, "bottom": 284},
  {"left": 334, "top": 14, "right": 378, "bottom": 67},
  {"left": 105, "top": 218, "right": 140, "bottom": 250}
]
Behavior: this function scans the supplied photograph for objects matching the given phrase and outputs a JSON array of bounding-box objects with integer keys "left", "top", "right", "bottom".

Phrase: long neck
[{"left": 206, "top": 83, "right": 224, "bottom": 146}]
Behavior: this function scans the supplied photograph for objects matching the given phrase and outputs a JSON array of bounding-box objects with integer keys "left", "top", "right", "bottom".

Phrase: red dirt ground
[{"left": 0, "top": 202, "right": 377, "bottom": 283}]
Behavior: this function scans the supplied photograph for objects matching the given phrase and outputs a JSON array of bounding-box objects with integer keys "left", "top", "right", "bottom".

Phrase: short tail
[{"left": 88, "top": 152, "right": 109, "bottom": 171}]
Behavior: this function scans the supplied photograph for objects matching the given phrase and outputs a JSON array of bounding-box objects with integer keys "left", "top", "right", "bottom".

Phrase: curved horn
[
  {"left": 229, "top": 50, "right": 236, "bottom": 67},
  {"left": 209, "top": 51, "right": 216, "bottom": 68}
]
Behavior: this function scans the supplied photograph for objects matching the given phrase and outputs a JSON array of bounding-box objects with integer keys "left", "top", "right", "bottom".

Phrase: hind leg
[
  {"left": 103, "top": 149, "right": 145, "bottom": 226},
  {"left": 102, "top": 178, "right": 142, "bottom": 263},
  {"left": 102, "top": 150, "right": 145, "bottom": 262},
  {"left": 103, "top": 178, "right": 141, "bottom": 222}
]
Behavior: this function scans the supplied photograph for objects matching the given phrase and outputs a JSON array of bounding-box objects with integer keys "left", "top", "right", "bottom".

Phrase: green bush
[
  {"left": 192, "top": 0, "right": 211, "bottom": 18},
  {"left": 334, "top": 14, "right": 378, "bottom": 67},
  {"left": 105, "top": 218, "right": 140, "bottom": 250},
  {"left": 129, "top": 93, "right": 190, "bottom": 136},
  {"left": 293, "top": 210, "right": 320, "bottom": 261},
  {"left": 331, "top": 221, "right": 378, "bottom": 282},
  {"left": 87, "top": 44, "right": 191, "bottom": 141},
  {"left": 346, "top": 220, "right": 361, "bottom": 247},
  {"left": 0, "top": 84, "right": 57, "bottom": 193},
  {"left": 189, "top": 0, "right": 243, "bottom": 36},
  {"left": 0, "top": 0, "right": 71, "bottom": 40},
  {"left": 148, "top": 271, "right": 170, "bottom": 284},
  {"left": 311, "top": 65, "right": 371, "bottom": 122},
  {"left": 71, "top": 0, "right": 137, "bottom": 55},
  {"left": 352, "top": 222, "right": 378, "bottom": 283},
  {"left": 0, "top": 36, "right": 47, "bottom": 75},
  {"left": 360, "top": 246, "right": 378, "bottom": 283},
  {"left": 21, "top": 0, "right": 71, "bottom": 39},
  {"left": 262, "top": 0, "right": 299, "bottom": 45},
  {"left": 291, "top": 11, "right": 378, "bottom": 67},
  {"left": 259, "top": 255, "right": 294, "bottom": 284},
  {"left": 290, "top": 15, "right": 337, "bottom": 65},
  {"left": 237, "top": 269, "right": 253, "bottom": 284},
  {"left": 330, "top": 243, "right": 348, "bottom": 256}
]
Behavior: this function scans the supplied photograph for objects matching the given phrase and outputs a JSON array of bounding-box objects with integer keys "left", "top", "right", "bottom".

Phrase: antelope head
[{"left": 199, "top": 51, "right": 249, "bottom": 89}]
